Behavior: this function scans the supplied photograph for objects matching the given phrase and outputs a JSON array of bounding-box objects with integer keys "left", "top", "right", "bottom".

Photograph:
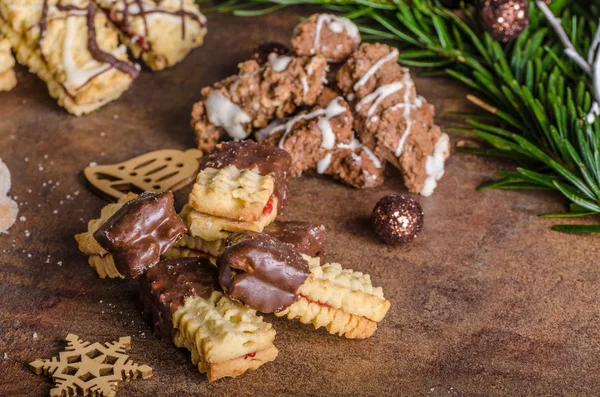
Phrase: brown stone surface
[{"left": 1, "top": 7, "right": 600, "bottom": 397}]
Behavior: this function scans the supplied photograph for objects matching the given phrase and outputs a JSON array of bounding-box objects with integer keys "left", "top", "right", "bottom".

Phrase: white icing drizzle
[
  {"left": 420, "top": 133, "right": 450, "bottom": 197},
  {"left": 272, "top": 97, "right": 346, "bottom": 149},
  {"left": 337, "top": 138, "right": 382, "bottom": 169},
  {"left": 318, "top": 98, "right": 346, "bottom": 149},
  {"left": 353, "top": 48, "right": 399, "bottom": 91},
  {"left": 317, "top": 153, "right": 332, "bottom": 174},
  {"left": 63, "top": 15, "right": 115, "bottom": 90},
  {"left": 391, "top": 70, "right": 425, "bottom": 157},
  {"left": 301, "top": 76, "right": 309, "bottom": 99},
  {"left": 255, "top": 118, "right": 288, "bottom": 142},
  {"left": 312, "top": 14, "right": 360, "bottom": 55},
  {"left": 268, "top": 52, "right": 293, "bottom": 72},
  {"left": 205, "top": 91, "right": 251, "bottom": 140},
  {"left": 355, "top": 81, "right": 404, "bottom": 116},
  {"left": 276, "top": 109, "right": 327, "bottom": 148}
]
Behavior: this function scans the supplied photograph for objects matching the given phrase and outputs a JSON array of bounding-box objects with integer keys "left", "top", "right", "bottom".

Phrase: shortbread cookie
[
  {"left": 97, "top": 0, "right": 207, "bottom": 71},
  {"left": 187, "top": 205, "right": 278, "bottom": 242},
  {"left": 337, "top": 43, "right": 450, "bottom": 195},
  {"left": 218, "top": 232, "right": 310, "bottom": 313},
  {"left": 139, "top": 257, "right": 278, "bottom": 381},
  {"left": 258, "top": 90, "right": 384, "bottom": 188},
  {"left": 94, "top": 191, "right": 186, "bottom": 278},
  {"left": 0, "top": 0, "right": 138, "bottom": 115},
  {"left": 189, "top": 141, "right": 291, "bottom": 221},
  {"left": 75, "top": 192, "right": 138, "bottom": 278},
  {"left": 190, "top": 54, "right": 327, "bottom": 151},
  {"left": 291, "top": 13, "right": 360, "bottom": 62},
  {"left": 167, "top": 208, "right": 326, "bottom": 262},
  {"left": 0, "top": 36, "right": 16, "bottom": 91},
  {"left": 277, "top": 256, "right": 390, "bottom": 339},
  {"left": 218, "top": 232, "right": 390, "bottom": 338}
]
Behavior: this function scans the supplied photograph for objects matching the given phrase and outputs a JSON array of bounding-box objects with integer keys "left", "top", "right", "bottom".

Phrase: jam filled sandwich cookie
[
  {"left": 139, "top": 257, "right": 278, "bottom": 382},
  {"left": 218, "top": 232, "right": 390, "bottom": 339},
  {"left": 0, "top": 0, "right": 139, "bottom": 115},
  {"left": 96, "top": 0, "right": 207, "bottom": 71},
  {"left": 75, "top": 191, "right": 186, "bottom": 278}
]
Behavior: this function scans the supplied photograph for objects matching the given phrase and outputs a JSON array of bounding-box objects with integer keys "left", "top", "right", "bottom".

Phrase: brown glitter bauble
[
  {"left": 250, "top": 42, "right": 291, "bottom": 65},
  {"left": 480, "top": 0, "right": 529, "bottom": 43},
  {"left": 372, "top": 194, "right": 424, "bottom": 246}
]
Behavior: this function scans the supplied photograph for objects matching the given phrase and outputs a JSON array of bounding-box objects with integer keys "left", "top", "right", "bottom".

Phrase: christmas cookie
[
  {"left": 166, "top": 204, "right": 326, "bottom": 263},
  {"left": 93, "top": 191, "right": 186, "bottom": 278},
  {"left": 0, "top": 35, "right": 16, "bottom": 91},
  {"left": 257, "top": 88, "right": 384, "bottom": 188},
  {"left": 189, "top": 141, "right": 291, "bottom": 222},
  {"left": 291, "top": 13, "right": 360, "bottom": 62},
  {"left": 0, "top": 0, "right": 139, "bottom": 115},
  {"left": 75, "top": 192, "right": 138, "bottom": 278},
  {"left": 337, "top": 43, "right": 450, "bottom": 196},
  {"left": 190, "top": 54, "right": 327, "bottom": 151},
  {"left": 218, "top": 232, "right": 390, "bottom": 338},
  {"left": 264, "top": 221, "right": 326, "bottom": 261},
  {"left": 97, "top": 0, "right": 207, "bottom": 71},
  {"left": 139, "top": 257, "right": 278, "bottom": 381},
  {"left": 277, "top": 255, "right": 390, "bottom": 339}
]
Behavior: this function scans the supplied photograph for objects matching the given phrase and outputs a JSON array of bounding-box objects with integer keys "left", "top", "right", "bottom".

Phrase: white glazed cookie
[
  {"left": 0, "top": 0, "right": 138, "bottom": 115},
  {"left": 189, "top": 166, "right": 277, "bottom": 222},
  {"left": 97, "top": 0, "right": 207, "bottom": 71},
  {"left": 0, "top": 36, "right": 16, "bottom": 91},
  {"left": 74, "top": 192, "right": 138, "bottom": 278},
  {"left": 276, "top": 256, "right": 391, "bottom": 339},
  {"left": 173, "top": 293, "right": 278, "bottom": 382}
]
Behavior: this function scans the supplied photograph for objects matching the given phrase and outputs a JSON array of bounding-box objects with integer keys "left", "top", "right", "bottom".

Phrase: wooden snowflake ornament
[{"left": 29, "top": 334, "right": 152, "bottom": 397}]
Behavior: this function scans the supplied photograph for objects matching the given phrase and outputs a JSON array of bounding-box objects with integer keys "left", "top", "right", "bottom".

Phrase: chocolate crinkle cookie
[{"left": 190, "top": 13, "right": 450, "bottom": 196}]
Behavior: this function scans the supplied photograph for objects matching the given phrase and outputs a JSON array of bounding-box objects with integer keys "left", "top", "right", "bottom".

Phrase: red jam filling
[
  {"left": 262, "top": 196, "right": 274, "bottom": 216},
  {"left": 299, "top": 294, "right": 332, "bottom": 309},
  {"left": 246, "top": 352, "right": 256, "bottom": 358}
]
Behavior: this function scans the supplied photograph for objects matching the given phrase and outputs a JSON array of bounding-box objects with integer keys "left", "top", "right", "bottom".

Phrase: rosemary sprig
[{"left": 204, "top": 0, "right": 600, "bottom": 233}]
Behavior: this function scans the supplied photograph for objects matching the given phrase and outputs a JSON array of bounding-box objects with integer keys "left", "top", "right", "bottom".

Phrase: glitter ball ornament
[
  {"left": 372, "top": 194, "right": 424, "bottom": 245},
  {"left": 480, "top": 0, "right": 529, "bottom": 43}
]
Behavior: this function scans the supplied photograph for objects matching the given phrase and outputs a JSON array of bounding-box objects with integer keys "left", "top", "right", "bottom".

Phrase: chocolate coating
[
  {"left": 372, "top": 194, "right": 424, "bottom": 245},
  {"left": 94, "top": 191, "right": 186, "bottom": 278},
  {"left": 217, "top": 231, "right": 309, "bottom": 313},
  {"left": 250, "top": 41, "right": 291, "bottom": 65},
  {"left": 204, "top": 141, "right": 292, "bottom": 210},
  {"left": 265, "top": 221, "right": 326, "bottom": 261},
  {"left": 139, "top": 257, "right": 219, "bottom": 339},
  {"left": 480, "top": 0, "right": 529, "bottom": 43}
]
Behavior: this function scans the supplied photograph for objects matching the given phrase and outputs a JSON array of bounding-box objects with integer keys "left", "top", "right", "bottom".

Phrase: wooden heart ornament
[{"left": 84, "top": 149, "right": 202, "bottom": 201}]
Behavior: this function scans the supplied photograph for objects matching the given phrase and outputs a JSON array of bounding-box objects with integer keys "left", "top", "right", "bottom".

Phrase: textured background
[{"left": 2, "top": 7, "right": 600, "bottom": 397}]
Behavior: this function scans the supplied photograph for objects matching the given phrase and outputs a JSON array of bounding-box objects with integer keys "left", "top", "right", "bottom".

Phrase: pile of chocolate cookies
[
  {"left": 76, "top": 140, "right": 391, "bottom": 382},
  {"left": 191, "top": 13, "right": 450, "bottom": 196}
]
